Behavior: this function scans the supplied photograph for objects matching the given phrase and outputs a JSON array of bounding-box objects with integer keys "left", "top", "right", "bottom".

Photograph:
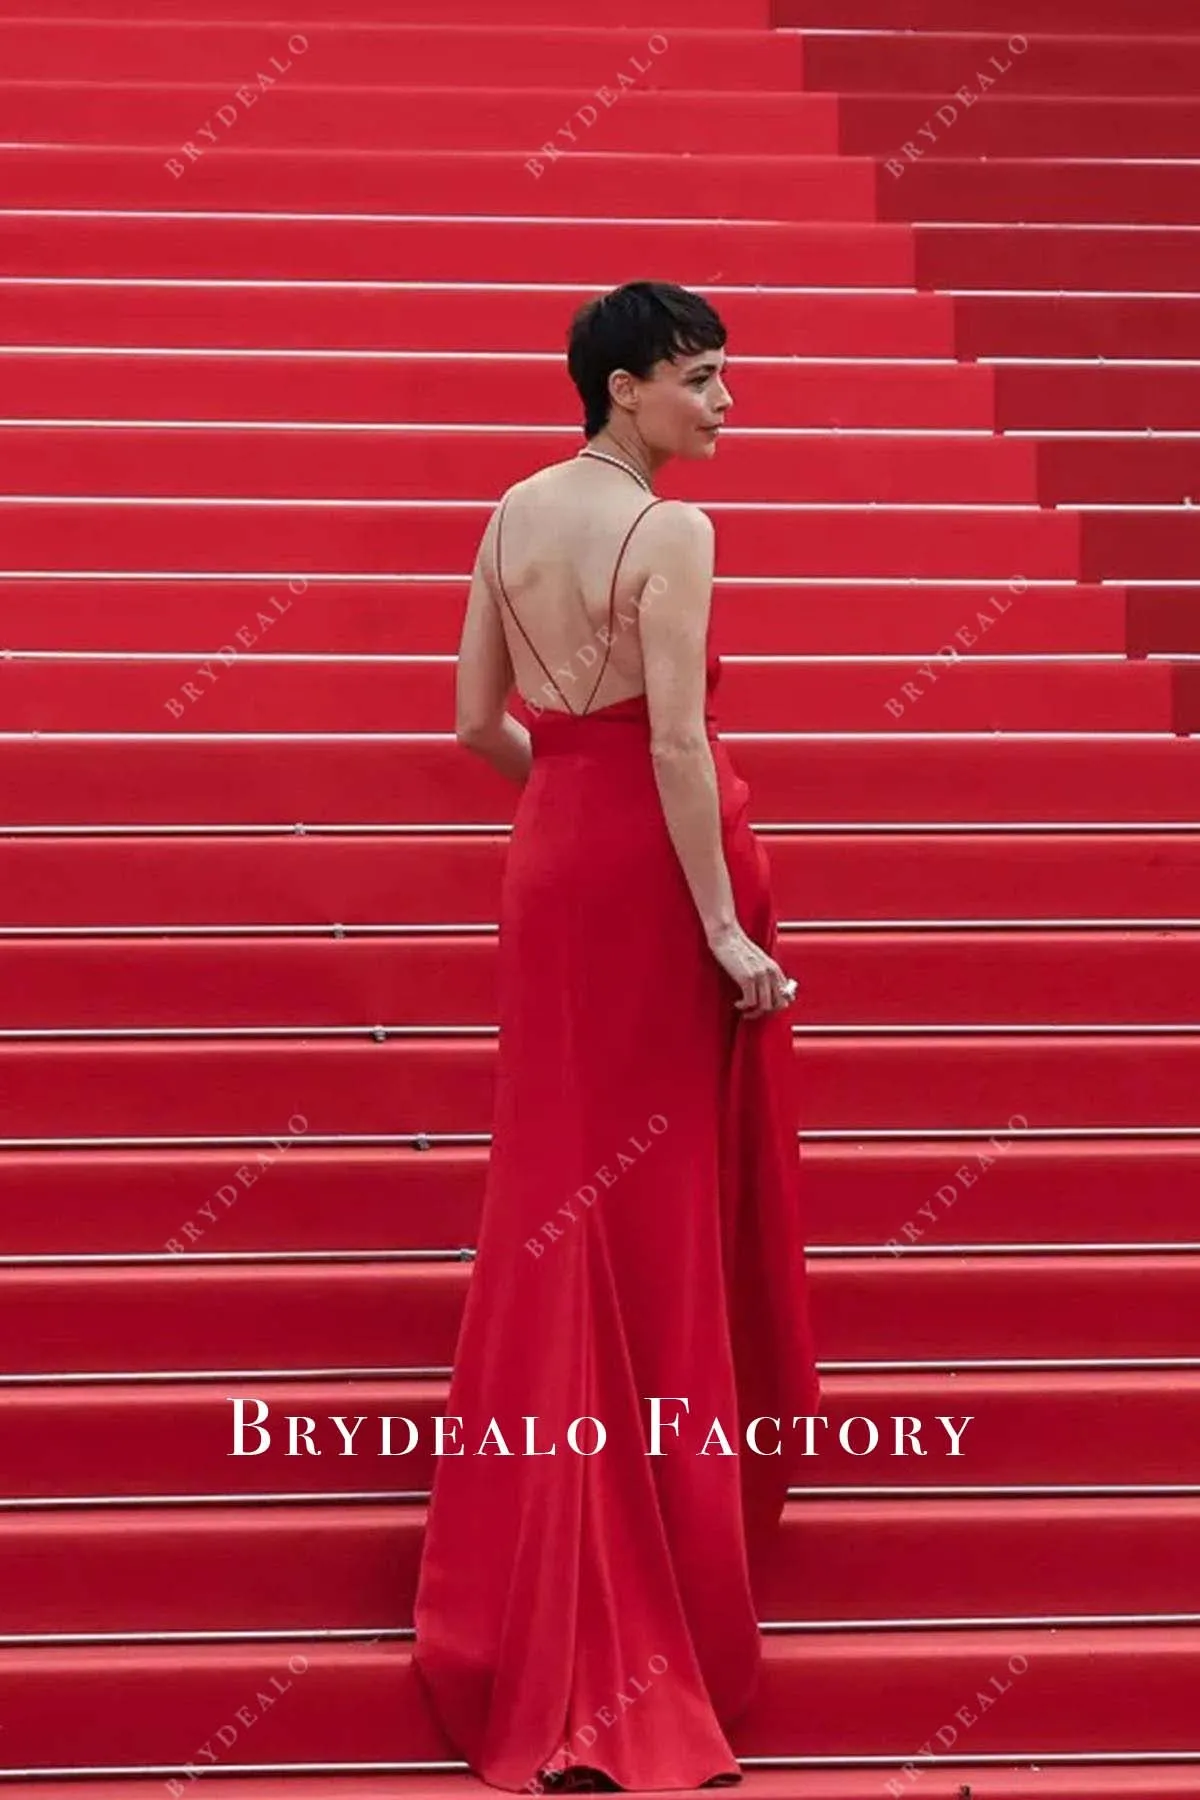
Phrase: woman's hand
[{"left": 706, "top": 922, "right": 799, "bottom": 1021}]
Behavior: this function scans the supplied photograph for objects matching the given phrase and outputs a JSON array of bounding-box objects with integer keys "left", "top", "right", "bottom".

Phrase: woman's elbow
[{"left": 456, "top": 713, "right": 499, "bottom": 748}]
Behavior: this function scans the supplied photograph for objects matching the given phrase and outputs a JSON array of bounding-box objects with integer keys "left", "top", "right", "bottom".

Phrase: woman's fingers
[
  {"left": 736, "top": 959, "right": 798, "bottom": 1018},
  {"left": 737, "top": 971, "right": 763, "bottom": 1014},
  {"left": 741, "top": 969, "right": 773, "bottom": 1018},
  {"left": 731, "top": 949, "right": 799, "bottom": 1019}
]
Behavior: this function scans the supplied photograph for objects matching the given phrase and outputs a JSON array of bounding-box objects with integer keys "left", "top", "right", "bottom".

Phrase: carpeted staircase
[{"left": 1, "top": 0, "right": 1199, "bottom": 1794}]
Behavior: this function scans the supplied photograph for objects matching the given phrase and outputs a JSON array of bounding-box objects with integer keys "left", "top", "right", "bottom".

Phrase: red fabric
[{"left": 412, "top": 641, "right": 822, "bottom": 1791}]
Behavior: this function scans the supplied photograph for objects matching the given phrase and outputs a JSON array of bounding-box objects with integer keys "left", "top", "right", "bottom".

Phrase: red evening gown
[{"left": 412, "top": 495, "right": 822, "bottom": 1792}]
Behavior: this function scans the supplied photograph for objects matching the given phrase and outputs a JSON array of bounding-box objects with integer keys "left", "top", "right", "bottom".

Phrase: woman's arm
[
  {"left": 637, "top": 502, "right": 738, "bottom": 943},
  {"left": 454, "top": 514, "right": 533, "bottom": 785},
  {"left": 640, "top": 502, "right": 792, "bottom": 1018}
]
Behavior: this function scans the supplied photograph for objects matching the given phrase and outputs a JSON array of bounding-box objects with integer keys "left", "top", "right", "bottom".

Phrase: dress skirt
[{"left": 412, "top": 677, "right": 822, "bottom": 1791}]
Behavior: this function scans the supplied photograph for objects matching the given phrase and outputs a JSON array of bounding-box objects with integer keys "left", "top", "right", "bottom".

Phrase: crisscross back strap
[{"left": 493, "top": 492, "right": 666, "bottom": 717}]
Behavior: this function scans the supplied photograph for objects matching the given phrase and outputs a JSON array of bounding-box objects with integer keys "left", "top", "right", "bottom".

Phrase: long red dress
[{"left": 412, "top": 494, "right": 822, "bottom": 1792}]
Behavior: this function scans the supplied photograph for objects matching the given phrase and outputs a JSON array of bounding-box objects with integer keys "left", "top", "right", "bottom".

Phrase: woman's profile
[{"left": 411, "top": 280, "right": 822, "bottom": 1793}]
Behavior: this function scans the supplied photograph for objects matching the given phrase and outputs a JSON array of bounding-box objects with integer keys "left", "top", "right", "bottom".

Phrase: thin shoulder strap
[
  {"left": 492, "top": 492, "right": 577, "bottom": 714},
  {"left": 580, "top": 496, "right": 666, "bottom": 716}
]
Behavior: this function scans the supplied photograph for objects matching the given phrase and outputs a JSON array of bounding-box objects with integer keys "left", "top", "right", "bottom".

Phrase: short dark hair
[{"left": 566, "top": 280, "right": 727, "bottom": 440}]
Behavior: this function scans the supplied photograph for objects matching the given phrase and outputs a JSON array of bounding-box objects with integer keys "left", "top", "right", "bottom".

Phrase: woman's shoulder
[
  {"left": 642, "top": 498, "right": 714, "bottom": 546},
  {"left": 491, "top": 461, "right": 575, "bottom": 520}
]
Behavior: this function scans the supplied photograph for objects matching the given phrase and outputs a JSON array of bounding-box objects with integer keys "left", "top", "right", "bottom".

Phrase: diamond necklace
[{"left": 576, "top": 446, "right": 654, "bottom": 493}]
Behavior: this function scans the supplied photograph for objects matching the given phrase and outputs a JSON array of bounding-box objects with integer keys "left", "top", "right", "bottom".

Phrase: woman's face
[{"left": 616, "top": 346, "right": 733, "bottom": 460}]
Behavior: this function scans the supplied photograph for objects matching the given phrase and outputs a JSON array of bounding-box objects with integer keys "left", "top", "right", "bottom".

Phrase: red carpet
[{"left": 1, "top": 0, "right": 1199, "bottom": 1791}]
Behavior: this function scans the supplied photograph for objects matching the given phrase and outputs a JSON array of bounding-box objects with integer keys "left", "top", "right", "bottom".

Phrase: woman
[{"left": 411, "top": 281, "right": 822, "bottom": 1793}]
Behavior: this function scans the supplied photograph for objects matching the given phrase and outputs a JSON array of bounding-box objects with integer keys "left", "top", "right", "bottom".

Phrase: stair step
[
  {"left": 3, "top": 1629, "right": 1200, "bottom": 1764},
  {"left": 0, "top": 81, "right": 842, "bottom": 153},
  {"left": 0, "top": 351, "right": 1000, "bottom": 431},
  {"left": 11, "top": 81, "right": 1200, "bottom": 159},
  {"left": 956, "top": 294, "right": 1200, "bottom": 359},
  {"left": 0, "top": 658, "right": 1172, "bottom": 734},
  {"left": 788, "top": 0, "right": 1200, "bottom": 29},
  {"left": 844, "top": 91, "right": 1200, "bottom": 156},
  {"left": 4, "top": 829, "right": 1194, "bottom": 927},
  {"left": 1, "top": 930, "right": 1196, "bottom": 1027},
  {"left": 0, "top": 1034, "right": 1197, "bottom": 1135},
  {"left": 3, "top": 1372, "right": 1200, "bottom": 1494},
  {"left": 11, "top": 0, "right": 745, "bottom": 16},
  {"left": 12, "top": 426, "right": 1198, "bottom": 509},
  {"left": 7, "top": 145, "right": 1200, "bottom": 224},
  {"left": 9, "top": 351, "right": 1200, "bottom": 435},
  {"left": 0, "top": 579, "right": 1131, "bottom": 657},
  {"left": 1, "top": 1139, "right": 1197, "bottom": 1255},
  {"left": 8, "top": 210, "right": 1199, "bottom": 296},
  {"left": 0, "top": 215, "right": 919, "bottom": 287},
  {"left": 0, "top": 279, "right": 954, "bottom": 356},
  {"left": 0, "top": 426, "right": 1043, "bottom": 504},
  {"left": 1082, "top": 511, "right": 1200, "bottom": 583},
  {"left": 803, "top": 29, "right": 1200, "bottom": 98},
  {"left": 1128, "top": 588, "right": 1200, "bottom": 655},
  {"left": 917, "top": 222, "right": 1200, "bottom": 292},
  {"left": 0, "top": 497, "right": 1085, "bottom": 578},
  {"left": 0, "top": 495, "right": 1192, "bottom": 586},
  {"left": 3, "top": 1495, "right": 1199, "bottom": 1634},
  {"left": 2, "top": 1254, "right": 1197, "bottom": 1373},
  {"left": 994, "top": 366, "right": 1200, "bottom": 432},
  {"left": 0, "top": 146, "right": 878, "bottom": 220},
  {"left": 3, "top": 737, "right": 1196, "bottom": 828},
  {"left": 883, "top": 159, "right": 1200, "bottom": 227},
  {"left": 0, "top": 22, "right": 804, "bottom": 87}
]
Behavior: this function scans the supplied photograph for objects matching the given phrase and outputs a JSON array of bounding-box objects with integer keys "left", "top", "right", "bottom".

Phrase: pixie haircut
[{"left": 566, "top": 281, "right": 727, "bottom": 440}]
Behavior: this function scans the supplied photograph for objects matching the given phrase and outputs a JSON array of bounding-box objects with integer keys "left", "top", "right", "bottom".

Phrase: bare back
[{"left": 486, "top": 459, "right": 692, "bottom": 718}]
